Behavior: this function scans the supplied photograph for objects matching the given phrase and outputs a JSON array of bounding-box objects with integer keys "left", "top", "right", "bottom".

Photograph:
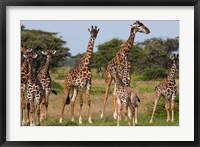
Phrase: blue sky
[{"left": 21, "top": 20, "right": 179, "bottom": 56}]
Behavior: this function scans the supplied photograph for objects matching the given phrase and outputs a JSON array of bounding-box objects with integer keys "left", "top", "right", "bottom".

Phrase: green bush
[
  {"left": 142, "top": 66, "right": 167, "bottom": 80},
  {"left": 51, "top": 80, "right": 63, "bottom": 94}
]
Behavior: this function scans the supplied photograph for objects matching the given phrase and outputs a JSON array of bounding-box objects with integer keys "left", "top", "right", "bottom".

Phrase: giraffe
[
  {"left": 21, "top": 47, "right": 33, "bottom": 125},
  {"left": 149, "top": 54, "right": 179, "bottom": 123},
  {"left": 23, "top": 51, "right": 44, "bottom": 126},
  {"left": 59, "top": 26, "right": 100, "bottom": 124},
  {"left": 38, "top": 49, "right": 56, "bottom": 122},
  {"left": 112, "top": 66, "right": 140, "bottom": 126},
  {"left": 100, "top": 21, "right": 150, "bottom": 119}
]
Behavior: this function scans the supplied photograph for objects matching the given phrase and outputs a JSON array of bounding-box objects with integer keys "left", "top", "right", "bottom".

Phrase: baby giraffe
[
  {"left": 112, "top": 66, "right": 140, "bottom": 126},
  {"left": 38, "top": 49, "right": 56, "bottom": 122},
  {"left": 23, "top": 51, "right": 44, "bottom": 126}
]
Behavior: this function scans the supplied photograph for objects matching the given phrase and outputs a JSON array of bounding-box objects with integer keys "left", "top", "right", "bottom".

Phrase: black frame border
[{"left": 0, "top": 0, "right": 199, "bottom": 147}]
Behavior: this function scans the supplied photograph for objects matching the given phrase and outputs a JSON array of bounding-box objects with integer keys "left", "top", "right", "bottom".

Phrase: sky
[{"left": 21, "top": 20, "right": 179, "bottom": 56}]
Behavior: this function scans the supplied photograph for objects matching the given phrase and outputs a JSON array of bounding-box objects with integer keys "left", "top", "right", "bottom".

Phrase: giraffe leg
[
  {"left": 59, "top": 84, "right": 71, "bottom": 124},
  {"left": 134, "top": 106, "right": 138, "bottom": 125},
  {"left": 78, "top": 89, "right": 83, "bottom": 124},
  {"left": 26, "top": 99, "right": 30, "bottom": 124},
  {"left": 70, "top": 88, "right": 78, "bottom": 122},
  {"left": 171, "top": 94, "right": 176, "bottom": 122},
  {"left": 35, "top": 96, "right": 41, "bottom": 126},
  {"left": 125, "top": 99, "right": 132, "bottom": 121},
  {"left": 21, "top": 86, "right": 26, "bottom": 126},
  {"left": 44, "top": 88, "right": 50, "bottom": 120},
  {"left": 29, "top": 98, "right": 35, "bottom": 126},
  {"left": 86, "top": 80, "right": 92, "bottom": 124},
  {"left": 171, "top": 100, "right": 175, "bottom": 122},
  {"left": 123, "top": 103, "right": 131, "bottom": 125},
  {"left": 165, "top": 99, "right": 170, "bottom": 122},
  {"left": 100, "top": 71, "right": 112, "bottom": 119},
  {"left": 127, "top": 101, "right": 134, "bottom": 126},
  {"left": 150, "top": 94, "right": 161, "bottom": 124},
  {"left": 117, "top": 98, "right": 122, "bottom": 126},
  {"left": 39, "top": 96, "right": 45, "bottom": 122},
  {"left": 112, "top": 84, "right": 117, "bottom": 119}
]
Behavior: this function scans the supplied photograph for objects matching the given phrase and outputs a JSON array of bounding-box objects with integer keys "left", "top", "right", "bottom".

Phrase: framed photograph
[{"left": 0, "top": 0, "right": 199, "bottom": 146}]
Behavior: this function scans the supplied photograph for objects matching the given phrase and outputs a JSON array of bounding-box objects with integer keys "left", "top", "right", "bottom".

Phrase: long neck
[
  {"left": 81, "top": 36, "right": 95, "bottom": 66},
  {"left": 124, "top": 29, "right": 136, "bottom": 51},
  {"left": 21, "top": 59, "right": 28, "bottom": 73},
  {"left": 28, "top": 62, "right": 34, "bottom": 80},
  {"left": 85, "top": 36, "right": 95, "bottom": 60},
  {"left": 41, "top": 59, "right": 50, "bottom": 76},
  {"left": 167, "top": 62, "right": 177, "bottom": 82}
]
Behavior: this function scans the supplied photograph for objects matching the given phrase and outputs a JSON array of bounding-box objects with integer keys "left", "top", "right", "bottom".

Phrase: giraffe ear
[
  {"left": 98, "top": 28, "right": 101, "bottom": 32},
  {"left": 23, "top": 54, "right": 27, "bottom": 58},
  {"left": 52, "top": 50, "right": 57, "bottom": 54},
  {"left": 33, "top": 54, "right": 38, "bottom": 58},
  {"left": 88, "top": 28, "right": 91, "bottom": 32},
  {"left": 27, "top": 48, "right": 32, "bottom": 52},
  {"left": 41, "top": 51, "right": 47, "bottom": 55}
]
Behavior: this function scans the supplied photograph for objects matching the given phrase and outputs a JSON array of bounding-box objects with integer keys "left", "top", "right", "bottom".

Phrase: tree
[
  {"left": 92, "top": 38, "right": 123, "bottom": 69},
  {"left": 92, "top": 37, "right": 179, "bottom": 79},
  {"left": 21, "top": 26, "right": 71, "bottom": 68}
]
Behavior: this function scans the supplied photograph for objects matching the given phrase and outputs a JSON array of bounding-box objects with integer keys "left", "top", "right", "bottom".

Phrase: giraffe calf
[
  {"left": 116, "top": 85, "right": 140, "bottom": 126},
  {"left": 112, "top": 68, "right": 140, "bottom": 126}
]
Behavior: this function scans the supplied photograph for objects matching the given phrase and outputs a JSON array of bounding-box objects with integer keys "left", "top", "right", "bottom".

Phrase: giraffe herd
[{"left": 21, "top": 21, "right": 179, "bottom": 126}]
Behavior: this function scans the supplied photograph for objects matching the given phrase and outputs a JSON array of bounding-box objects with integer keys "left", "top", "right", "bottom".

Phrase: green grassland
[{"left": 38, "top": 67, "right": 179, "bottom": 126}]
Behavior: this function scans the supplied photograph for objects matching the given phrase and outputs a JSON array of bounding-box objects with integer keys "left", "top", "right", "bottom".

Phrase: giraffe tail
[
  {"left": 65, "top": 95, "right": 70, "bottom": 105},
  {"left": 51, "top": 89, "right": 58, "bottom": 95},
  {"left": 136, "top": 95, "right": 141, "bottom": 103}
]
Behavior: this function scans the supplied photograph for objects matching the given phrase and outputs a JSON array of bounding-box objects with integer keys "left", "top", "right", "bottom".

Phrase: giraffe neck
[
  {"left": 28, "top": 62, "right": 34, "bottom": 81},
  {"left": 81, "top": 36, "right": 95, "bottom": 65},
  {"left": 167, "top": 63, "right": 177, "bottom": 82},
  {"left": 21, "top": 59, "right": 28, "bottom": 73},
  {"left": 123, "top": 29, "right": 136, "bottom": 52},
  {"left": 41, "top": 59, "right": 50, "bottom": 76},
  {"left": 122, "top": 56, "right": 129, "bottom": 85}
]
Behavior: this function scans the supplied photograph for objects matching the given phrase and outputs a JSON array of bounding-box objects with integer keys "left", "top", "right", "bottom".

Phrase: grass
[{"left": 25, "top": 67, "right": 179, "bottom": 126}]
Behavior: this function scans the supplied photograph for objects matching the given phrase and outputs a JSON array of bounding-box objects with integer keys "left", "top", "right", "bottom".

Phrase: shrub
[{"left": 142, "top": 66, "right": 167, "bottom": 80}]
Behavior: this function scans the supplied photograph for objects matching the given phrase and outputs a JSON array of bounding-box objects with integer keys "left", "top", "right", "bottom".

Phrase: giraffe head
[
  {"left": 23, "top": 49, "right": 37, "bottom": 63},
  {"left": 170, "top": 54, "right": 179, "bottom": 64},
  {"left": 130, "top": 21, "right": 150, "bottom": 34},
  {"left": 88, "top": 26, "right": 100, "bottom": 39},
  {"left": 21, "top": 47, "right": 32, "bottom": 55},
  {"left": 41, "top": 49, "right": 56, "bottom": 62}
]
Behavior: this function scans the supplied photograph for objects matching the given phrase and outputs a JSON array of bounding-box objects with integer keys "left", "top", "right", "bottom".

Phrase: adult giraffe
[
  {"left": 100, "top": 21, "right": 150, "bottom": 119},
  {"left": 59, "top": 26, "right": 100, "bottom": 124},
  {"left": 149, "top": 54, "right": 179, "bottom": 123}
]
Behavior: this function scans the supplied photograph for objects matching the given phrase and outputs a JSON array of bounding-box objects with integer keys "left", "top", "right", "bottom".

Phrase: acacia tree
[{"left": 21, "top": 26, "right": 71, "bottom": 68}]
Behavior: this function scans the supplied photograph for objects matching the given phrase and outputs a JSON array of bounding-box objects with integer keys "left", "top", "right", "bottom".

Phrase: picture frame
[{"left": 0, "top": 0, "right": 199, "bottom": 146}]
